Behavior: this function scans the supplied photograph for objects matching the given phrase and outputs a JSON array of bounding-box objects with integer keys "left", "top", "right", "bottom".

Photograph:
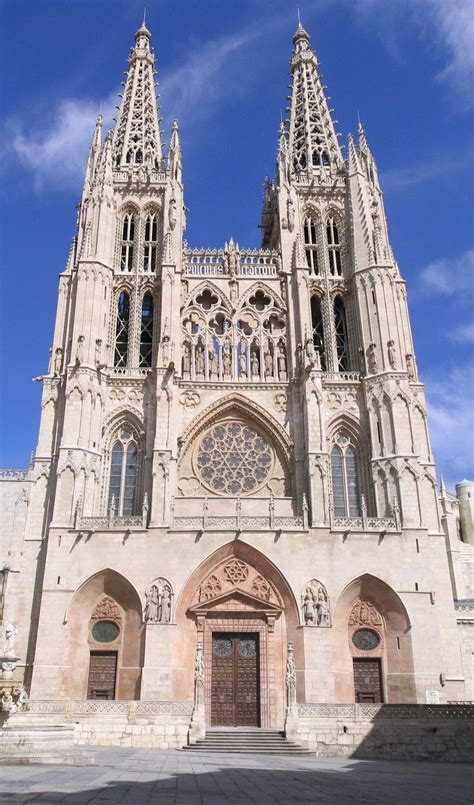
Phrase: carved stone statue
[
  {"left": 358, "top": 347, "right": 366, "bottom": 376},
  {"left": 225, "top": 239, "right": 239, "bottom": 279},
  {"left": 305, "top": 336, "right": 316, "bottom": 368},
  {"left": 158, "top": 584, "right": 172, "bottom": 624},
  {"left": 287, "top": 196, "right": 295, "bottom": 232},
  {"left": 195, "top": 344, "right": 205, "bottom": 376},
  {"left": 303, "top": 587, "right": 317, "bottom": 625},
  {"left": 264, "top": 349, "right": 273, "bottom": 378},
  {"left": 286, "top": 640, "right": 297, "bottom": 707},
  {"left": 367, "top": 342, "right": 378, "bottom": 374},
  {"left": 251, "top": 351, "right": 259, "bottom": 377},
  {"left": 182, "top": 342, "right": 191, "bottom": 375},
  {"left": 302, "top": 581, "right": 331, "bottom": 627},
  {"left": 162, "top": 318, "right": 170, "bottom": 341},
  {"left": 210, "top": 349, "right": 218, "bottom": 378},
  {"left": 317, "top": 588, "right": 331, "bottom": 626},
  {"left": 387, "top": 339, "right": 397, "bottom": 370},
  {"left": 194, "top": 641, "right": 204, "bottom": 687},
  {"left": 239, "top": 348, "right": 247, "bottom": 377},
  {"left": 53, "top": 347, "right": 63, "bottom": 377},
  {"left": 75, "top": 335, "right": 85, "bottom": 366},
  {"left": 278, "top": 342, "right": 287, "bottom": 379},
  {"left": 223, "top": 342, "right": 232, "bottom": 375},
  {"left": 3, "top": 622, "right": 18, "bottom": 657},
  {"left": 168, "top": 197, "right": 177, "bottom": 231},
  {"left": 406, "top": 353, "right": 415, "bottom": 380},
  {"left": 94, "top": 339, "right": 103, "bottom": 368},
  {"left": 144, "top": 585, "right": 159, "bottom": 623}
]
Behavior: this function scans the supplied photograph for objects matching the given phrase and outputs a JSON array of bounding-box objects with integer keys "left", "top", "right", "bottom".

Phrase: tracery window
[
  {"left": 304, "top": 217, "right": 319, "bottom": 275},
  {"left": 143, "top": 213, "right": 158, "bottom": 272},
  {"left": 195, "top": 422, "right": 273, "bottom": 496},
  {"left": 120, "top": 214, "right": 135, "bottom": 272},
  {"left": 108, "top": 429, "right": 139, "bottom": 516},
  {"left": 326, "top": 216, "right": 342, "bottom": 276},
  {"left": 114, "top": 291, "right": 130, "bottom": 367},
  {"left": 181, "top": 285, "right": 287, "bottom": 382},
  {"left": 139, "top": 292, "right": 154, "bottom": 368},
  {"left": 331, "top": 433, "right": 360, "bottom": 517},
  {"left": 310, "top": 295, "right": 326, "bottom": 370},
  {"left": 334, "top": 296, "right": 349, "bottom": 371}
]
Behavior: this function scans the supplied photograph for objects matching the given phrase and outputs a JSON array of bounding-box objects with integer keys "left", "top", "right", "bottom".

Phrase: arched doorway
[
  {"left": 175, "top": 541, "right": 300, "bottom": 729},
  {"left": 63, "top": 569, "right": 144, "bottom": 700},
  {"left": 332, "top": 574, "right": 416, "bottom": 703}
]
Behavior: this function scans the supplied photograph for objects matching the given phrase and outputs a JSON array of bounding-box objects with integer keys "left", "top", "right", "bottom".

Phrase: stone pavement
[{"left": 0, "top": 747, "right": 473, "bottom": 804}]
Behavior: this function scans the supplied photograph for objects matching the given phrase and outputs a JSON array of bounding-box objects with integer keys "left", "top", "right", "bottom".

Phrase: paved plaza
[{"left": 0, "top": 747, "right": 473, "bottom": 804}]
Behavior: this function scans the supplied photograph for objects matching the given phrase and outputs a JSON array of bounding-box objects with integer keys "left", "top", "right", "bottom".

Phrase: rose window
[{"left": 195, "top": 422, "right": 273, "bottom": 495}]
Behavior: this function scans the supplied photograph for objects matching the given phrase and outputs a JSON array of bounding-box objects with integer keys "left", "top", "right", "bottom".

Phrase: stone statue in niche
[
  {"left": 223, "top": 342, "right": 232, "bottom": 375},
  {"left": 195, "top": 344, "right": 205, "bottom": 376},
  {"left": 209, "top": 349, "right": 218, "bottom": 378},
  {"left": 251, "top": 351, "right": 259, "bottom": 377},
  {"left": 240, "top": 348, "right": 247, "bottom": 377},
  {"left": 225, "top": 238, "right": 239, "bottom": 279},
  {"left": 3, "top": 622, "right": 18, "bottom": 656},
  {"left": 182, "top": 342, "right": 191, "bottom": 376},
  {"left": 168, "top": 197, "right": 177, "bottom": 231},
  {"left": 349, "top": 599, "right": 382, "bottom": 627},
  {"left": 305, "top": 335, "right": 317, "bottom": 368},
  {"left": 75, "top": 335, "right": 85, "bottom": 366},
  {"left": 387, "top": 339, "right": 397, "bottom": 370},
  {"left": 286, "top": 196, "right": 295, "bottom": 232},
  {"left": 406, "top": 353, "right": 415, "bottom": 380},
  {"left": 144, "top": 578, "right": 174, "bottom": 624},
  {"left": 94, "top": 339, "right": 104, "bottom": 369},
  {"left": 194, "top": 641, "right": 204, "bottom": 686},
  {"left": 367, "top": 342, "right": 378, "bottom": 374},
  {"left": 53, "top": 347, "right": 63, "bottom": 377},
  {"left": 286, "top": 640, "right": 296, "bottom": 707},
  {"left": 264, "top": 349, "right": 273, "bottom": 378},
  {"left": 278, "top": 342, "right": 287, "bottom": 379},
  {"left": 302, "top": 581, "right": 331, "bottom": 626}
]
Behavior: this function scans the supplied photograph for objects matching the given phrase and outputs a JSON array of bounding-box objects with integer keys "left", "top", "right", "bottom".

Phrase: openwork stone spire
[
  {"left": 288, "top": 20, "right": 343, "bottom": 177},
  {"left": 112, "top": 23, "right": 162, "bottom": 170}
]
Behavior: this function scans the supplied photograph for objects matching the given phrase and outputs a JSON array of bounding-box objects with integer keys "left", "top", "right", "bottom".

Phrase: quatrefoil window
[
  {"left": 248, "top": 291, "right": 271, "bottom": 311},
  {"left": 196, "top": 290, "right": 218, "bottom": 310},
  {"left": 194, "top": 421, "right": 273, "bottom": 496}
]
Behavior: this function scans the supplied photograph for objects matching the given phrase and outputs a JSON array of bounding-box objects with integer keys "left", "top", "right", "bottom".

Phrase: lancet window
[
  {"left": 334, "top": 296, "right": 349, "bottom": 371},
  {"left": 310, "top": 295, "right": 326, "bottom": 370},
  {"left": 143, "top": 213, "right": 159, "bottom": 272},
  {"left": 326, "top": 216, "right": 342, "bottom": 276},
  {"left": 304, "top": 217, "right": 319, "bottom": 275},
  {"left": 108, "top": 429, "right": 139, "bottom": 516},
  {"left": 120, "top": 214, "right": 135, "bottom": 272},
  {"left": 114, "top": 291, "right": 130, "bottom": 367},
  {"left": 181, "top": 286, "right": 287, "bottom": 382},
  {"left": 139, "top": 292, "right": 154, "bottom": 368},
  {"left": 331, "top": 433, "right": 361, "bottom": 517}
]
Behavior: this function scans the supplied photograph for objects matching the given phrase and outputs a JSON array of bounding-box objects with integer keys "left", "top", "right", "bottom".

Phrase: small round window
[
  {"left": 92, "top": 620, "right": 120, "bottom": 643},
  {"left": 352, "top": 628, "right": 380, "bottom": 651}
]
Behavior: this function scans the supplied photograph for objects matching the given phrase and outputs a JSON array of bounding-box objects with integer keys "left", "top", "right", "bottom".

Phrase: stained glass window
[
  {"left": 108, "top": 430, "right": 138, "bottom": 515},
  {"left": 139, "top": 292, "right": 154, "bottom": 367},
  {"left": 331, "top": 434, "right": 361, "bottom": 517},
  {"left": 196, "top": 422, "right": 273, "bottom": 496}
]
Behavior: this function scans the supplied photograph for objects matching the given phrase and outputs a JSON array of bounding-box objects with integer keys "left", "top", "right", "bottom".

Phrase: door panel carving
[
  {"left": 87, "top": 651, "right": 118, "bottom": 700},
  {"left": 353, "top": 658, "right": 383, "bottom": 703},
  {"left": 211, "top": 633, "right": 259, "bottom": 726}
]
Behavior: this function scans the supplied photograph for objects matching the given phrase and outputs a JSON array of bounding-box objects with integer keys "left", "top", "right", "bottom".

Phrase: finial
[
  {"left": 143, "top": 7, "right": 146, "bottom": 26},
  {"left": 297, "top": 5, "right": 301, "bottom": 25}
]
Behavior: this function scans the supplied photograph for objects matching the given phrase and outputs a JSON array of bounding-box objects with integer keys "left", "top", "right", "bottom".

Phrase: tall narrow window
[
  {"left": 331, "top": 434, "right": 360, "bottom": 517},
  {"left": 120, "top": 214, "right": 135, "bottom": 272},
  {"left": 327, "top": 217, "right": 342, "bottom": 276},
  {"left": 304, "top": 217, "right": 319, "bottom": 274},
  {"left": 139, "top": 292, "right": 154, "bottom": 368},
  {"left": 114, "top": 291, "right": 130, "bottom": 367},
  {"left": 311, "top": 296, "right": 326, "bottom": 370},
  {"left": 334, "top": 296, "right": 349, "bottom": 371},
  {"left": 143, "top": 214, "right": 158, "bottom": 272},
  {"left": 108, "top": 429, "right": 139, "bottom": 516}
]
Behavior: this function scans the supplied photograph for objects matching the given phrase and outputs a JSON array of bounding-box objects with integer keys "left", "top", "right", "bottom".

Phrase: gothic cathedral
[{"left": 1, "top": 20, "right": 473, "bottom": 746}]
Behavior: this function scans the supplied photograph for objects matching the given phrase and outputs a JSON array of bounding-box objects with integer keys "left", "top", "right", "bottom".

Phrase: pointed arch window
[
  {"left": 304, "top": 217, "right": 319, "bottom": 275},
  {"left": 327, "top": 216, "right": 342, "bottom": 276},
  {"left": 331, "top": 433, "right": 360, "bottom": 517},
  {"left": 114, "top": 291, "right": 130, "bottom": 367},
  {"left": 120, "top": 214, "right": 135, "bottom": 272},
  {"left": 334, "top": 296, "right": 349, "bottom": 371},
  {"left": 108, "top": 429, "right": 139, "bottom": 516},
  {"left": 143, "top": 213, "right": 159, "bottom": 272},
  {"left": 311, "top": 295, "right": 326, "bottom": 370},
  {"left": 139, "top": 292, "right": 154, "bottom": 368}
]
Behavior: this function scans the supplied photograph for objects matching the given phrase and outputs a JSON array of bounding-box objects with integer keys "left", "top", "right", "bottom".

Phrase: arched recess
[
  {"left": 332, "top": 574, "right": 415, "bottom": 703},
  {"left": 63, "top": 569, "right": 144, "bottom": 700},
  {"left": 177, "top": 393, "right": 293, "bottom": 498},
  {"left": 173, "top": 541, "right": 301, "bottom": 729}
]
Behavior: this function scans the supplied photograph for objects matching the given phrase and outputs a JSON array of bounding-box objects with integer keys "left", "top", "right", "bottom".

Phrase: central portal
[{"left": 211, "top": 632, "right": 260, "bottom": 727}]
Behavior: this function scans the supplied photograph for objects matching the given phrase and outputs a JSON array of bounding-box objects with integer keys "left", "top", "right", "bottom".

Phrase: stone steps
[{"left": 184, "top": 728, "right": 312, "bottom": 755}]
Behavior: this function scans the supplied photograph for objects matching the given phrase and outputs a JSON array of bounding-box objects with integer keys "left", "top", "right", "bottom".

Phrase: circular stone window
[
  {"left": 91, "top": 620, "right": 120, "bottom": 643},
  {"left": 352, "top": 628, "right": 381, "bottom": 651},
  {"left": 195, "top": 421, "right": 273, "bottom": 496}
]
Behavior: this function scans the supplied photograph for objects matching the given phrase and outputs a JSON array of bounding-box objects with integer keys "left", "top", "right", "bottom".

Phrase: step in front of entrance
[{"left": 183, "top": 729, "right": 312, "bottom": 755}]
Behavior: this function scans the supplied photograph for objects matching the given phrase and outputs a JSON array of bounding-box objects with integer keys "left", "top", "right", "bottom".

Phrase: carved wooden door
[
  {"left": 353, "top": 658, "right": 383, "bottom": 703},
  {"left": 87, "top": 651, "right": 117, "bottom": 699},
  {"left": 211, "top": 633, "right": 259, "bottom": 726}
]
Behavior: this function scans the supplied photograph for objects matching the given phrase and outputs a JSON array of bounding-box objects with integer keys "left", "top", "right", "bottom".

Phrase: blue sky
[{"left": 0, "top": 0, "right": 473, "bottom": 489}]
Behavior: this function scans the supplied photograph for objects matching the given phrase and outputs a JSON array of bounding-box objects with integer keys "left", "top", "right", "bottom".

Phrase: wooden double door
[
  {"left": 353, "top": 658, "right": 383, "bottom": 703},
  {"left": 211, "top": 633, "right": 260, "bottom": 726},
  {"left": 87, "top": 651, "right": 117, "bottom": 700}
]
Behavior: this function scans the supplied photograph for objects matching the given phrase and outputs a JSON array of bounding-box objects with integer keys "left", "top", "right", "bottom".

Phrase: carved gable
[
  {"left": 194, "top": 558, "right": 282, "bottom": 607},
  {"left": 90, "top": 594, "right": 122, "bottom": 623}
]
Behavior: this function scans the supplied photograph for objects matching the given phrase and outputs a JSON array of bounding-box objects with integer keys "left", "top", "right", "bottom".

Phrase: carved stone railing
[
  {"left": 77, "top": 514, "right": 145, "bottom": 531},
  {"left": 455, "top": 600, "right": 474, "bottom": 620},
  {"left": 0, "top": 469, "right": 29, "bottom": 480},
  {"left": 183, "top": 247, "right": 280, "bottom": 278},
  {"left": 331, "top": 515, "right": 397, "bottom": 532},
  {"left": 172, "top": 514, "right": 305, "bottom": 532},
  {"left": 323, "top": 371, "right": 360, "bottom": 383},
  {"left": 107, "top": 367, "right": 152, "bottom": 378},
  {"left": 26, "top": 699, "right": 193, "bottom": 717},
  {"left": 298, "top": 703, "right": 474, "bottom": 720}
]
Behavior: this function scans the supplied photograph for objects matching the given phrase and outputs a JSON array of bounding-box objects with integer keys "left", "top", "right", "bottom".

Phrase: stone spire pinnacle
[
  {"left": 112, "top": 24, "right": 162, "bottom": 170},
  {"left": 287, "top": 22, "right": 343, "bottom": 178}
]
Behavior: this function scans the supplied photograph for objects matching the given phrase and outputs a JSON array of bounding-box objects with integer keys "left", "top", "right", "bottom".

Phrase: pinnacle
[{"left": 294, "top": 8, "right": 310, "bottom": 44}]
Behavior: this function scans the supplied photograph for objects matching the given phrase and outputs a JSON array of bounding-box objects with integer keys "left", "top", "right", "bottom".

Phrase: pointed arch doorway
[{"left": 179, "top": 543, "right": 300, "bottom": 730}]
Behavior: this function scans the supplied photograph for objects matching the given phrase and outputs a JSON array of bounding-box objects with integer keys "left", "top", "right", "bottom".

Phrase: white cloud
[
  {"left": 425, "top": 364, "right": 474, "bottom": 488},
  {"left": 380, "top": 156, "right": 464, "bottom": 191},
  {"left": 449, "top": 323, "right": 474, "bottom": 343},
  {"left": 417, "top": 249, "right": 474, "bottom": 297}
]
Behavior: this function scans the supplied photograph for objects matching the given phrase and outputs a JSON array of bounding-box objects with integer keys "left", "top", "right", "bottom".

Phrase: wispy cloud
[
  {"left": 417, "top": 249, "right": 474, "bottom": 298},
  {"left": 380, "top": 153, "right": 467, "bottom": 192},
  {"left": 448, "top": 322, "right": 474, "bottom": 344},
  {"left": 425, "top": 363, "right": 474, "bottom": 488}
]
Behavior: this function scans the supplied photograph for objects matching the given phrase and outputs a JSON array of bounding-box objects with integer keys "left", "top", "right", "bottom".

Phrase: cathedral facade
[{"left": 1, "top": 21, "right": 473, "bottom": 743}]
